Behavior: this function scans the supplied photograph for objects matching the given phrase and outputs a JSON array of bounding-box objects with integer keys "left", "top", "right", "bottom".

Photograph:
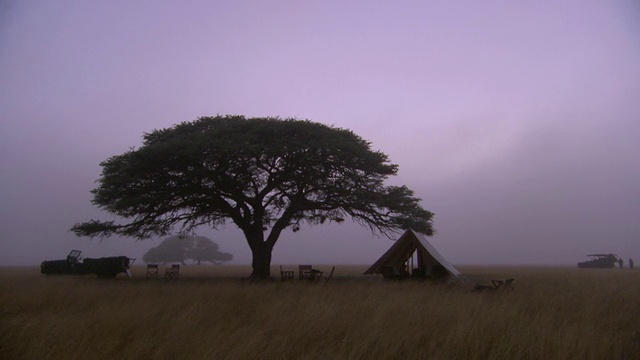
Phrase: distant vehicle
[
  {"left": 40, "top": 250, "right": 135, "bottom": 278},
  {"left": 577, "top": 254, "right": 617, "bottom": 269}
]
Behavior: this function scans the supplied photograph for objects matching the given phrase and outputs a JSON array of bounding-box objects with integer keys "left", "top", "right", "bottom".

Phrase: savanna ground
[{"left": 1, "top": 265, "right": 638, "bottom": 360}]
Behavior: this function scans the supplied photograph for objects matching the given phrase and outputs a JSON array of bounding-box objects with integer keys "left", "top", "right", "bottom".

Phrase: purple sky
[{"left": 2, "top": 1, "right": 639, "bottom": 267}]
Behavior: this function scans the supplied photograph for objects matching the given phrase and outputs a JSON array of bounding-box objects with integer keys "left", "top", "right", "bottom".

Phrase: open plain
[{"left": 1, "top": 265, "right": 638, "bottom": 360}]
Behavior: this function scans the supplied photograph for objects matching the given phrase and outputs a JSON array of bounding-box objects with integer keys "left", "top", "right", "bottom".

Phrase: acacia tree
[
  {"left": 142, "top": 235, "right": 233, "bottom": 265},
  {"left": 71, "top": 115, "right": 434, "bottom": 279},
  {"left": 142, "top": 235, "right": 188, "bottom": 264}
]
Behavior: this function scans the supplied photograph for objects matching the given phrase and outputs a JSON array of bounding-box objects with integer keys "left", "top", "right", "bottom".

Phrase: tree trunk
[
  {"left": 249, "top": 242, "right": 273, "bottom": 280},
  {"left": 250, "top": 244, "right": 272, "bottom": 279},
  {"left": 243, "top": 218, "right": 282, "bottom": 280}
]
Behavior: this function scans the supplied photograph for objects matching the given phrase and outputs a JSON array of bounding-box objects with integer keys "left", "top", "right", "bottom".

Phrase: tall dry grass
[{"left": 1, "top": 265, "right": 638, "bottom": 359}]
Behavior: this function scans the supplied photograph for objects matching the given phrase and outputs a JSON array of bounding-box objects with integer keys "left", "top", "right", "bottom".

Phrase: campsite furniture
[
  {"left": 323, "top": 266, "right": 335, "bottom": 282},
  {"left": 146, "top": 264, "right": 159, "bottom": 279},
  {"left": 491, "top": 278, "right": 514, "bottom": 290},
  {"left": 280, "top": 266, "right": 295, "bottom": 281},
  {"left": 298, "top": 265, "right": 313, "bottom": 280},
  {"left": 364, "top": 229, "right": 464, "bottom": 283},
  {"left": 474, "top": 279, "right": 514, "bottom": 292},
  {"left": 303, "top": 269, "right": 323, "bottom": 282},
  {"left": 165, "top": 264, "right": 180, "bottom": 280}
]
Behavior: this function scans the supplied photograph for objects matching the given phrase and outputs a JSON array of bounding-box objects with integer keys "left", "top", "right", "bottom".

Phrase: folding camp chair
[
  {"left": 298, "top": 265, "right": 312, "bottom": 280},
  {"left": 146, "top": 264, "right": 159, "bottom": 279},
  {"left": 323, "top": 266, "right": 335, "bottom": 282},
  {"left": 165, "top": 264, "right": 180, "bottom": 280},
  {"left": 280, "top": 266, "right": 295, "bottom": 281},
  {"left": 491, "top": 278, "right": 514, "bottom": 290}
]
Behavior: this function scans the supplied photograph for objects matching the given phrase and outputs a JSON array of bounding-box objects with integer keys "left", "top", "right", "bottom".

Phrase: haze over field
[{"left": 1, "top": 1, "right": 639, "bottom": 266}]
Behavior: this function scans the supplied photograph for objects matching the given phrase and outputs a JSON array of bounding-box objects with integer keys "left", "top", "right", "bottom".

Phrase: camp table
[{"left": 303, "top": 269, "right": 324, "bottom": 282}]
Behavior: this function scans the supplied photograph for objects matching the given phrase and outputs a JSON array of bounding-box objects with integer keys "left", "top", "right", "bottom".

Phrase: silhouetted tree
[
  {"left": 188, "top": 236, "right": 233, "bottom": 265},
  {"left": 142, "top": 235, "right": 233, "bottom": 265},
  {"left": 72, "top": 115, "right": 434, "bottom": 279}
]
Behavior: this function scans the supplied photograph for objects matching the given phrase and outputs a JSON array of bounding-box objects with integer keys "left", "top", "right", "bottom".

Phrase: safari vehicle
[
  {"left": 41, "top": 250, "right": 135, "bottom": 278},
  {"left": 577, "top": 254, "right": 617, "bottom": 269}
]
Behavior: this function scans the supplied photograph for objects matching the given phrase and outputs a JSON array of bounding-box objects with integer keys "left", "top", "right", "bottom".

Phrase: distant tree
[
  {"left": 142, "top": 236, "right": 188, "bottom": 264},
  {"left": 188, "top": 236, "right": 233, "bottom": 265},
  {"left": 72, "top": 115, "right": 434, "bottom": 279},
  {"left": 142, "top": 235, "right": 233, "bottom": 265}
]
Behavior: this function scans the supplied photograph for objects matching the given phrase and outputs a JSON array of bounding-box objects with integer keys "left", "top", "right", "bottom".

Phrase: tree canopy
[
  {"left": 72, "top": 115, "right": 434, "bottom": 278},
  {"left": 142, "top": 235, "right": 233, "bottom": 265}
]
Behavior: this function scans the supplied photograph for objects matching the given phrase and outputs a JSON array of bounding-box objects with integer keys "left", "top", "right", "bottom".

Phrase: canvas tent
[{"left": 364, "top": 229, "right": 462, "bottom": 281}]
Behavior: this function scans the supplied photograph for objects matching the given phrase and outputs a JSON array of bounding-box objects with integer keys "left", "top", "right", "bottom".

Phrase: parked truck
[
  {"left": 40, "top": 250, "right": 135, "bottom": 278},
  {"left": 577, "top": 254, "right": 617, "bottom": 269}
]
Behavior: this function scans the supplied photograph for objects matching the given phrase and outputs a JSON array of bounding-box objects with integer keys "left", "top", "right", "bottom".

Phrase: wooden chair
[
  {"left": 165, "top": 264, "right": 180, "bottom": 280},
  {"left": 323, "top": 266, "right": 335, "bottom": 282},
  {"left": 146, "top": 264, "right": 159, "bottom": 279},
  {"left": 298, "top": 265, "right": 312, "bottom": 280},
  {"left": 280, "top": 266, "right": 295, "bottom": 281}
]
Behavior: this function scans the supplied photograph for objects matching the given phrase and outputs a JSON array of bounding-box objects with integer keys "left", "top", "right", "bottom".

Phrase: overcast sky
[{"left": 2, "top": 1, "right": 639, "bottom": 267}]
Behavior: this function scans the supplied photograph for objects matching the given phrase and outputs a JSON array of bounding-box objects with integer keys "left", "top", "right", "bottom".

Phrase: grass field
[{"left": 1, "top": 265, "right": 638, "bottom": 359}]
